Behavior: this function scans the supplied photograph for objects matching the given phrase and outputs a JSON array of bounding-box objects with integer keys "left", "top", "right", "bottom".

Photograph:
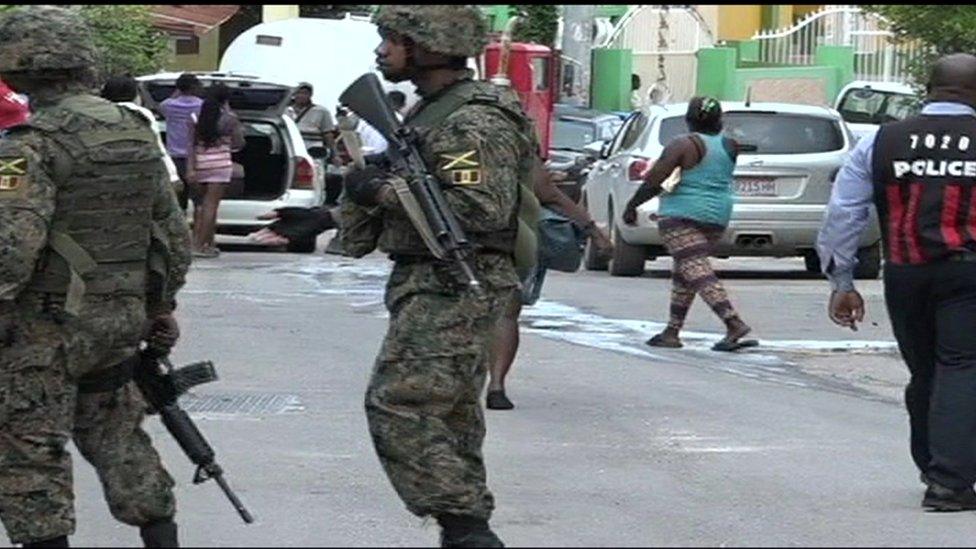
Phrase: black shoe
[
  {"left": 140, "top": 520, "right": 179, "bottom": 548},
  {"left": 486, "top": 390, "right": 514, "bottom": 410},
  {"left": 23, "top": 536, "right": 69, "bottom": 548},
  {"left": 437, "top": 514, "right": 504, "bottom": 548},
  {"left": 922, "top": 482, "right": 976, "bottom": 511},
  {"left": 920, "top": 471, "right": 932, "bottom": 486},
  {"left": 441, "top": 529, "right": 505, "bottom": 548}
]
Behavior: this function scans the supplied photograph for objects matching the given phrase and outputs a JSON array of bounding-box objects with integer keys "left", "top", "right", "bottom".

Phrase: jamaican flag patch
[
  {"left": 0, "top": 156, "right": 27, "bottom": 197},
  {"left": 439, "top": 149, "right": 482, "bottom": 186}
]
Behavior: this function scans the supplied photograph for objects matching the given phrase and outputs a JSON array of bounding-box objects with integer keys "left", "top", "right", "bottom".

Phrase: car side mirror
[
  {"left": 307, "top": 146, "right": 329, "bottom": 159},
  {"left": 584, "top": 140, "right": 607, "bottom": 159}
]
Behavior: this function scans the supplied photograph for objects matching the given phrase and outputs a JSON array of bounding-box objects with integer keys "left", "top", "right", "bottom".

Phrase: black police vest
[{"left": 872, "top": 114, "right": 976, "bottom": 265}]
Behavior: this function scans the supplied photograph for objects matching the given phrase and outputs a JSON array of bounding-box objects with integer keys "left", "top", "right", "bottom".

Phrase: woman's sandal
[
  {"left": 646, "top": 333, "right": 683, "bottom": 349},
  {"left": 712, "top": 339, "right": 759, "bottom": 352}
]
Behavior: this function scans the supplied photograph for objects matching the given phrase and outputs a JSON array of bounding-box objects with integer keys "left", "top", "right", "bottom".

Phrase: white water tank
[{"left": 219, "top": 15, "right": 420, "bottom": 113}]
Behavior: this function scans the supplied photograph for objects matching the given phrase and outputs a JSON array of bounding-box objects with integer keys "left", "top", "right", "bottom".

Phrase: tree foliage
[
  {"left": 863, "top": 5, "right": 976, "bottom": 87},
  {"left": 79, "top": 5, "right": 170, "bottom": 80},
  {"left": 0, "top": 5, "right": 169, "bottom": 80},
  {"left": 508, "top": 5, "right": 559, "bottom": 47}
]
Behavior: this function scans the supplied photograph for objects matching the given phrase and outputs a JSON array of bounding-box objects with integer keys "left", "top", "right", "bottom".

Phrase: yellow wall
[
  {"left": 716, "top": 5, "right": 762, "bottom": 41},
  {"left": 792, "top": 5, "right": 822, "bottom": 22},
  {"left": 167, "top": 28, "right": 221, "bottom": 72},
  {"left": 262, "top": 5, "right": 298, "bottom": 22}
]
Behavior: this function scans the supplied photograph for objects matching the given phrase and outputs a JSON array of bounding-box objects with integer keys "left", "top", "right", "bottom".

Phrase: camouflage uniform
[
  {"left": 342, "top": 5, "right": 536, "bottom": 524},
  {"left": 0, "top": 6, "right": 192, "bottom": 545}
]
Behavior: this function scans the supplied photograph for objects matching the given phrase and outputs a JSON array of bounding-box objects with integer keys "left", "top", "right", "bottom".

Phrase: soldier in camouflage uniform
[
  {"left": 339, "top": 5, "right": 538, "bottom": 548},
  {"left": 0, "top": 6, "right": 192, "bottom": 548}
]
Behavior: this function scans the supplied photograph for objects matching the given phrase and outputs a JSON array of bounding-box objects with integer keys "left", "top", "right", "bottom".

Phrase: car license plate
[{"left": 734, "top": 178, "right": 777, "bottom": 197}]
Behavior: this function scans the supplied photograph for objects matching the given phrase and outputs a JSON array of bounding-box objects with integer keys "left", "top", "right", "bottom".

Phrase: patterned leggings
[{"left": 659, "top": 217, "right": 739, "bottom": 331}]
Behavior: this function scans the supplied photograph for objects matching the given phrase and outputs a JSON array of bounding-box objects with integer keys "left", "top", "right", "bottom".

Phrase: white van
[
  {"left": 834, "top": 80, "right": 919, "bottom": 142},
  {"left": 137, "top": 72, "right": 325, "bottom": 253},
  {"left": 218, "top": 15, "right": 420, "bottom": 114}
]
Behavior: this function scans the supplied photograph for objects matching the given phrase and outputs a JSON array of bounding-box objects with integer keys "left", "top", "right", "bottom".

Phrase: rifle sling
[{"left": 389, "top": 175, "right": 447, "bottom": 260}]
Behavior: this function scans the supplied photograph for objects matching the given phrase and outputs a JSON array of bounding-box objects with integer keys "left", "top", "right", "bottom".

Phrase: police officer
[
  {"left": 818, "top": 53, "right": 976, "bottom": 511},
  {"left": 0, "top": 6, "right": 192, "bottom": 547},
  {"left": 339, "top": 5, "right": 537, "bottom": 547}
]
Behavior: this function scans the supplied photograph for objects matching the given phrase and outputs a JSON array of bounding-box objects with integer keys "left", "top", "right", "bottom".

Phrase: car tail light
[
  {"left": 629, "top": 158, "right": 651, "bottom": 181},
  {"left": 292, "top": 157, "right": 315, "bottom": 190}
]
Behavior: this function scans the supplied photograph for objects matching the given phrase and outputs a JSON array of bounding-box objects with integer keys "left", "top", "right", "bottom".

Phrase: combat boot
[
  {"left": 922, "top": 482, "right": 976, "bottom": 512},
  {"left": 139, "top": 519, "right": 179, "bottom": 548},
  {"left": 437, "top": 514, "right": 504, "bottom": 548},
  {"left": 23, "top": 536, "right": 69, "bottom": 548}
]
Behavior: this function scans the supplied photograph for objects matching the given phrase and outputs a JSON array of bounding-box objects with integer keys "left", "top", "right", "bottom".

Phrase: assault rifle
[
  {"left": 339, "top": 73, "right": 481, "bottom": 291},
  {"left": 135, "top": 347, "right": 255, "bottom": 524}
]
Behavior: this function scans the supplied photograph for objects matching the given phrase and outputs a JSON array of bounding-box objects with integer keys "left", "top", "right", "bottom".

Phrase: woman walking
[
  {"left": 622, "top": 97, "right": 754, "bottom": 352},
  {"left": 186, "top": 84, "right": 245, "bottom": 258}
]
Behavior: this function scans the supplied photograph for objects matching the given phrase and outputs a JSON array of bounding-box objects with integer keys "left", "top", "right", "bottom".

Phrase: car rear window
[
  {"left": 837, "top": 88, "right": 918, "bottom": 125},
  {"left": 144, "top": 81, "right": 290, "bottom": 113},
  {"left": 553, "top": 118, "right": 621, "bottom": 150},
  {"left": 659, "top": 112, "right": 845, "bottom": 154}
]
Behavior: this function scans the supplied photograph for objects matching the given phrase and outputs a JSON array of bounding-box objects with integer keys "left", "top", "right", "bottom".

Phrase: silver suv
[
  {"left": 137, "top": 72, "right": 326, "bottom": 253},
  {"left": 581, "top": 101, "right": 882, "bottom": 277}
]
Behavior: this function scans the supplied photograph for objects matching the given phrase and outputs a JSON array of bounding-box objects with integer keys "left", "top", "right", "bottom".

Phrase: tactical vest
[
  {"left": 405, "top": 79, "right": 541, "bottom": 280},
  {"left": 872, "top": 114, "right": 976, "bottom": 265},
  {"left": 25, "top": 95, "right": 164, "bottom": 315}
]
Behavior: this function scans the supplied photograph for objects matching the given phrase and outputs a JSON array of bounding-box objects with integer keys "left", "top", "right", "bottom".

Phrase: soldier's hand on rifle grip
[
  {"left": 344, "top": 166, "right": 390, "bottom": 207},
  {"left": 147, "top": 313, "right": 180, "bottom": 354}
]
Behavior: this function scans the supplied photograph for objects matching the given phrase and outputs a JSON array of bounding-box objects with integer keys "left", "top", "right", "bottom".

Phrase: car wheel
[
  {"left": 608, "top": 214, "right": 646, "bottom": 277},
  {"left": 582, "top": 195, "right": 609, "bottom": 271},
  {"left": 286, "top": 236, "right": 317, "bottom": 254},
  {"left": 804, "top": 251, "right": 822, "bottom": 274},
  {"left": 854, "top": 242, "right": 881, "bottom": 279}
]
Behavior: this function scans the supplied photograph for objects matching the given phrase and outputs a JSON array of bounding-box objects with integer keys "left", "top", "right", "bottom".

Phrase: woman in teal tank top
[{"left": 623, "top": 97, "right": 754, "bottom": 352}]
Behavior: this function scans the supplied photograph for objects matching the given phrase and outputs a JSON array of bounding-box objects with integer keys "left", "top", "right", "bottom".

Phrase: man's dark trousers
[{"left": 885, "top": 257, "right": 976, "bottom": 489}]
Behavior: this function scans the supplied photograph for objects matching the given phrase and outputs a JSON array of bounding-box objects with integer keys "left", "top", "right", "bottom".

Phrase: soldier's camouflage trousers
[
  {"left": 0, "top": 296, "right": 176, "bottom": 545},
  {"left": 365, "top": 258, "right": 517, "bottom": 521}
]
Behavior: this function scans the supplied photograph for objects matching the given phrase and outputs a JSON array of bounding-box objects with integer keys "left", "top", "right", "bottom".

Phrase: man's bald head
[{"left": 927, "top": 53, "right": 976, "bottom": 107}]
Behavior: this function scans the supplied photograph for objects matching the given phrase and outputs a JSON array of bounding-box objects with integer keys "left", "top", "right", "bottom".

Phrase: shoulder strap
[
  {"left": 687, "top": 134, "right": 706, "bottom": 166},
  {"left": 293, "top": 105, "right": 312, "bottom": 124}
]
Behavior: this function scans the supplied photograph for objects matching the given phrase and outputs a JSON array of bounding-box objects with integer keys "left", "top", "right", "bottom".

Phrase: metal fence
[
  {"left": 752, "top": 6, "right": 928, "bottom": 83},
  {"left": 601, "top": 5, "right": 714, "bottom": 104}
]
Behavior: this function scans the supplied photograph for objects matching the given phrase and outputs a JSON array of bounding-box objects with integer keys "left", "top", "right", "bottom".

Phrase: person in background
[
  {"left": 186, "top": 83, "right": 245, "bottom": 258},
  {"left": 0, "top": 77, "right": 29, "bottom": 134},
  {"left": 351, "top": 91, "right": 406, "bottom": 156},
  {"left": 100, "top": 75, "right": 181, "bottom": 193},
  {"left": 387, "top": 89, "right": 408, "bottom": 117},
  {"left": 160, "top": 73, "right": 203, "bottom": 211},
  {"left": 622, "top": 97, "right": 754, "bottom": 352},
  {"left": 486, "top": 161, "right": 613, "bottom": 410},
  {"left": 630, "top": 74, "right": 643, "bottom": 111},
  {"left": 287, "top": 82, "right": 339, "bottom": 166}
]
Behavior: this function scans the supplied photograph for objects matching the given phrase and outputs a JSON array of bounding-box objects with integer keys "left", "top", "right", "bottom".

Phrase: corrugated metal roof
[{"left": 150, "top": 5, "right": 241, "bottom": 36}]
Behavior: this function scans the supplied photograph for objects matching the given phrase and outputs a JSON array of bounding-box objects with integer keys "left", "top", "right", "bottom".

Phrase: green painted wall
[
  {"left": 696, "top": 44, "right": 856, "bottom": 104},
  {"left": 815, "top": 45, "right": 855, "bottom": 95},
  {"left": 591, "top": 48, "right": 632, "bottom": 111},
  {"left": 696, "top": 47, "right": 737, "bottom": 100}
]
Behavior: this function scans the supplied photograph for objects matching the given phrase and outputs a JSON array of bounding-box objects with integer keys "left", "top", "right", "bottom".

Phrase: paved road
[{"left": 62, "top": 238, "right": 976, "bottom": 547}]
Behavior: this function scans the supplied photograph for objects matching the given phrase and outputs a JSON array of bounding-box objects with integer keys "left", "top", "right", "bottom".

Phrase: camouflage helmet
[
  {"left": 373, "top": 5, "right": 488, "bottom": 58},
  {"left": 0, "top": 5, "right": 96, "bottom": 74}
]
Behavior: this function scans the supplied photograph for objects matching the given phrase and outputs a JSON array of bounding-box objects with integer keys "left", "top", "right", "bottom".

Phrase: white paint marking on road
[{"left": 272, "top": 257, "right": 895, "bottom": 397}]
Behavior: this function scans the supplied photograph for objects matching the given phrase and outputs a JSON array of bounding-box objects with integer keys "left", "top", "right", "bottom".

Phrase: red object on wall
[
  {"left": 483, "top": 42, "right": 556, "bottom": 159},
  {"left": 0, "top": 79, "right": 29, "bottom": 130}
]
